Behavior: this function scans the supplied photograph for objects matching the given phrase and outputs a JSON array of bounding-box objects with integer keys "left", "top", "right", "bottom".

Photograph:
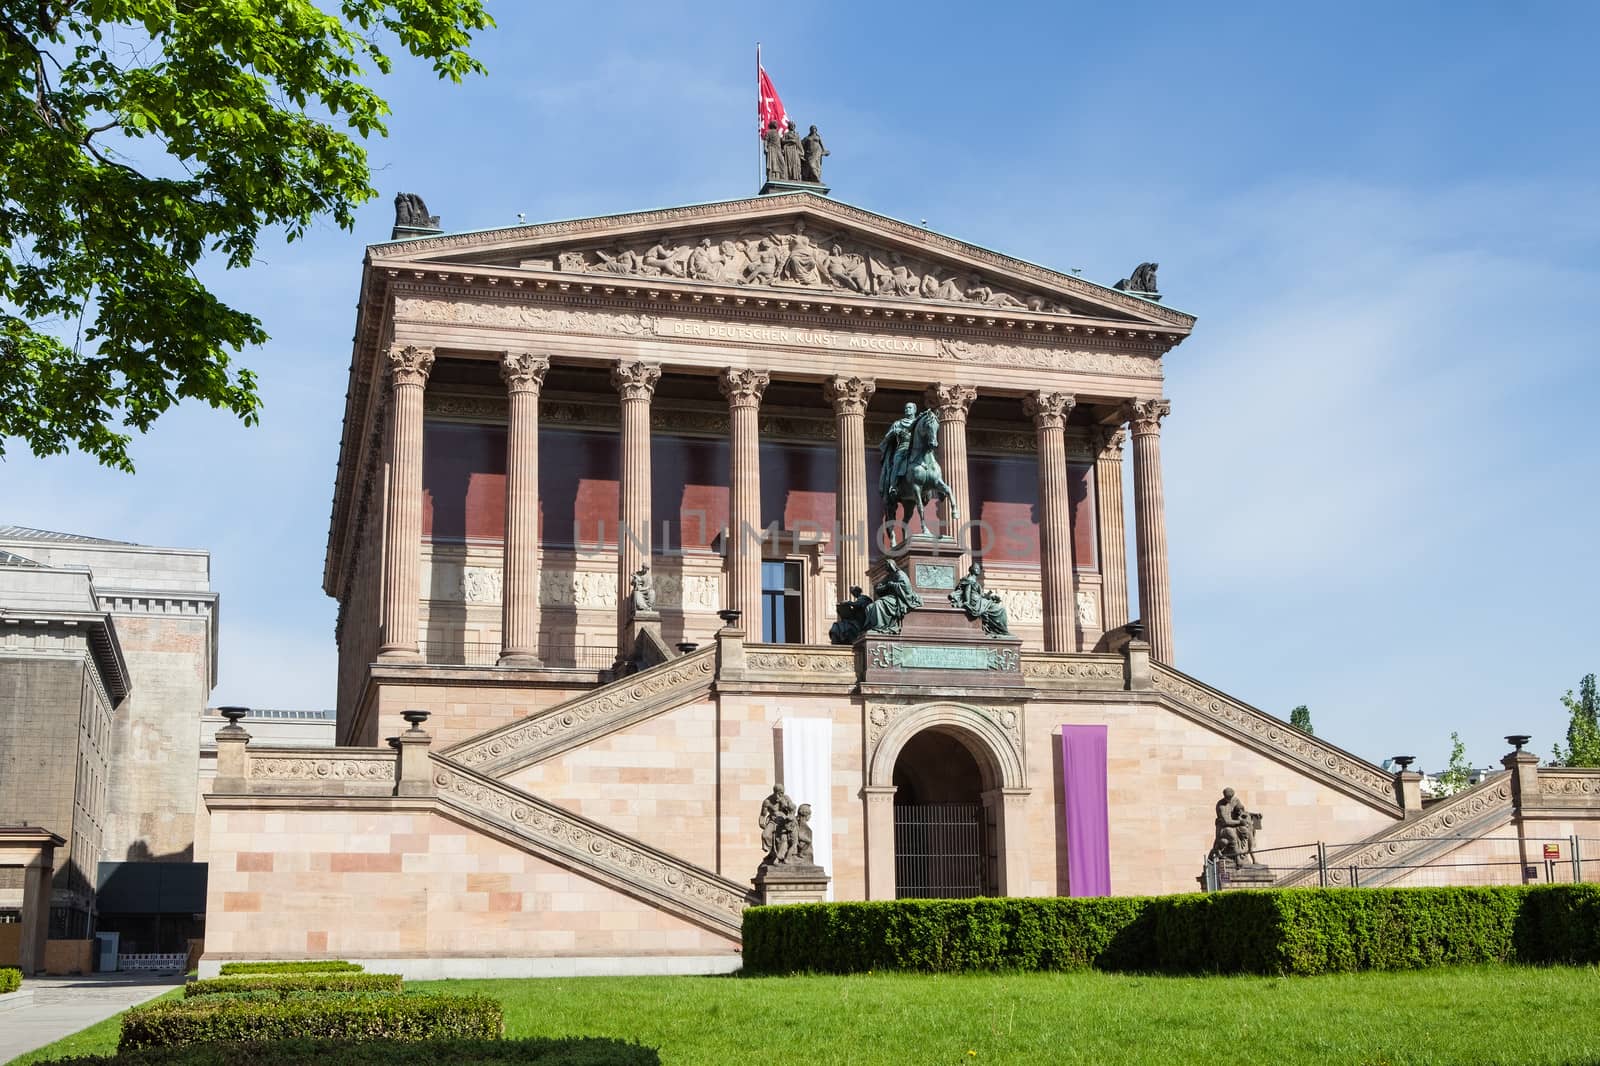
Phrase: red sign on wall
[{"left": 1543, "top": 843, "right": 1561, "bottom": 860}]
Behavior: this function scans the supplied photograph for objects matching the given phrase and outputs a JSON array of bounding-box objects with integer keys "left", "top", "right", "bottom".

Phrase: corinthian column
[
  {"left": 378, "top": 344, "right": 435, "bottom": 659},
  {"left": 1093, "top": 426, "right": 1130, "bottom": 636},
  {"left": 926, "top": 383, "right": 976, "bottom": 566},
  {"left": 721, "top": 368, "right": 769, "bottom": 634},
  {"left": 1023, "top": 391, "right": 1076, "bottom": 652},
  {"left": 1127, "top": 399, "right": 1173, "bottom": 663},
  {"left": 499, "top": 352, "right": 549, "bottom": 665},
  {"left": 611, "top": 360, "right": 661, "bottom": 653},
  {"left": 823, "top": 376, "right": 875, "bottom": 600}
]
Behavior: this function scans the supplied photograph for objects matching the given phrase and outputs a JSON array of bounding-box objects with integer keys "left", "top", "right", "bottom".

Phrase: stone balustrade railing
[
  {"left": 1536, "top": 767, "right": 1600, "bottom": 807},
  {"left": 431, "top": 755, "right": 748, "bottom": 935},
  {"left": 443, "top": 644, "right": 718, "bottom": 776},
  {"left": 1276, "top": 771, "right": 1515, "bottom": 888},
  {"left": 1150, "top": 663, "right": 1400, "bottom": 811},
  {"left": 243, "top": 748, "right": 400, "bottom": 796}
]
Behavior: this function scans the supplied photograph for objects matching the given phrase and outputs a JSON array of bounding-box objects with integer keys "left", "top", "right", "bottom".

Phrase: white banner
[{"left": 778, "top": 716, "right": 834, "bottom": 900}]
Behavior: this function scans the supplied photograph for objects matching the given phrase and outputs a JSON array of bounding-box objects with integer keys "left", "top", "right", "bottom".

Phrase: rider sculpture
[{"left": 878, "top": 402, "right": 958, "bottom": 545}]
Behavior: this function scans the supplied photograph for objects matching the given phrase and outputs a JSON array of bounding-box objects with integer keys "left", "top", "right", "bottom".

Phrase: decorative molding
[
  {"left": 1020, "top": 653, "right": 1125, "bottom": 689},
  {"left": 1150, "top": 664, "right": 1399, "bottom": 808},
  {"left": 719, "top": 368, "right": 770, "bottom": 409},
  {"left": 822, "top": 375, "right": 875, "bottom": 416},
  {"left": 432, "top": 757, "right": 746, "bottom": 934},
  {"left": 499, "top": 352, "right": 549, "bottom": 394},
  {"left": 744, "top": 646, "right": 857, "bottom": 681},
  {"left": 937, "top": 339, "right": 1159, "bottom": 378},
  {"left": 247, "top": 750, "right": 396, "bottom": 787},
  {"left": 1539, "top": 769, "right": 1600, "bottom": 804},
  {"left": 387, "top": 344, "right": 435, "bottom": 387},
  {"left": 1023, "top": 391, "right": 1075, "bottom": 429},
  {"left": 864, "top": 700, "right": 1026, "bottom": 790},
  {"left": 444, "top": 646, "right": 717, "bottom": 774},
  {"left": 868, "top": 642, "right": 1018, "bottom": 673}
]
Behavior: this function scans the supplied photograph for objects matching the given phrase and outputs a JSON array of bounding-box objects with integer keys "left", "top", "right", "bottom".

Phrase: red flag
[{"left": 758, "top": 59, "right": 789, "bottom": 138}]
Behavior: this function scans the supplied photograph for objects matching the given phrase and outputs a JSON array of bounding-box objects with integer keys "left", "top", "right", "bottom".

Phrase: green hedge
[
  {"left": 742, "top": 884, "right": 1600, "bottom": 977},
  {"left": 0, "top": 966, "right": 21, "bottom": 993},
  {"left": 184, "top": 974, "right": 403, "bottom": 998},
  {"left": 119, "top": 993, "right": 503, "bottom": 1051},
  {"left": 217, "top": 961, "right": 363, "bottom": 975},
  {"left": 42, "top": 1037, "right": 658, "bottom": 1065}
]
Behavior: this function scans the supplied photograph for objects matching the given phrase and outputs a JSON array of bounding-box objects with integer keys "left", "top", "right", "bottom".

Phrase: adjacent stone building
[
  {"left": 0, "top": 526, "right": 217, "bottom": 964},
  {"left": 197, "top": 190, "right": 1600, "bottom": 976}
]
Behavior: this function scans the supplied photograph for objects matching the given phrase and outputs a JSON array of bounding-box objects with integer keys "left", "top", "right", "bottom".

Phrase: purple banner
[{"left": 1060, "top": 725, "right": 1111, "bottom": 897}]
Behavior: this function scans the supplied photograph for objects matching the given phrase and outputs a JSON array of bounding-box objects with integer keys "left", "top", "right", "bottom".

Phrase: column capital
[
  {"left": 925, "top": 383, "right": 977, "bottom": 421},
  {"left": 500, "top": 352, "right": 550, "bottom": 395},
  {"left": 823, "top": 375, "right": 876, "bottom": 415},
  {"left": 387, "top": 344, "right": 435, "bottom": 387},
  {"left": 1023, "top": 391, "right": 1075, "bottom": 429},
  {"left": 1124, "top": 398, "right": 1171, "bottom": 434},
  {"left": 719, "top": 367, "right": 770, "bottom": 409},
  {"left": 610, "top": 360, "right": 661, "bottom": 401},
  {"left": 1093, "top": 426, "right": 1127, "bottom": 459}
]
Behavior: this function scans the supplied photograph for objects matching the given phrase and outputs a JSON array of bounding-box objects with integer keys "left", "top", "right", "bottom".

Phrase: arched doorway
[{"left": 891, "top": 729, "right": 997, "bottom": 898}]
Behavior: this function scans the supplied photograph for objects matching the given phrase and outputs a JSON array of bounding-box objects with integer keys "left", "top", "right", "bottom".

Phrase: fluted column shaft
[
  {"left": 1093, "top": 427, "right": 1131, "bottom": 635},
  {"left": 378, "top": 344, "right": 435, "bottom": 659},
  {"left": 927, "top": 383, "right": 976, "bottom": 567},
  {"left": 824, "top": 376, "right": 875, "bottom": 599},
  {"left": 499, "top": 353, "right": 549, "bottom": 664},
  {"left": 612, "top": 361, "right": 661, "bottom": 652},
  {"left": 722, "top": 369, "right": 769, "bottom": 634},
  {"left": 1024, "top": 391, "right": 1076, "bottom": 652},
  {"left": 1128, "top": 399, "right": 1174, "bottom": 663}
]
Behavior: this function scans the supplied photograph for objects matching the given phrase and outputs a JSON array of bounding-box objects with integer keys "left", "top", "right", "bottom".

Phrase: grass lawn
[{"left": 10, "top": 967, "right": 1600, "bottom": 1065}]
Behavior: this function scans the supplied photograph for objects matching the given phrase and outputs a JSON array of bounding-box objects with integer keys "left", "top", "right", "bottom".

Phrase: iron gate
[{"left": 894, "top": 803, "right": 988, "bottom": 898}]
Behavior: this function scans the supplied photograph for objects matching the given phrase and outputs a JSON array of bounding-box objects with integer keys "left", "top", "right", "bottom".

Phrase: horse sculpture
[{"left": 879, "top": 405, "right": 958, "bottom": 544}]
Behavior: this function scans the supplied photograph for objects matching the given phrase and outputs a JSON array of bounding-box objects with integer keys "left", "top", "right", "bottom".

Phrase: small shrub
[
  {"left": 184, "top": 974, "right": 402, "bottom": 998},
  {"left": 217, "top": 961, "right": 363, "bottom": 975},
  {"left": 41, "top": 1037, "right": 658, "bottom": 1065},
  {"left": 119, "top": 993, "right": 502, "bottom": 1051},
  {"left": 0, "top": 966, "right": 21, "bottom": 993}
]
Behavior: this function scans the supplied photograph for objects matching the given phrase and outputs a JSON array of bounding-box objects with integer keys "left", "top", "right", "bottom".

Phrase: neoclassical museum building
[{"left": 197, "top": 189, "right": 1600, "bottom": 975}]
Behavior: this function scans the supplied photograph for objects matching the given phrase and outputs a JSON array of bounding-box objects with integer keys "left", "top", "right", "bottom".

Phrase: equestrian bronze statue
[{"left": 878, "top": 402, "right": 957, "bottom": 544}]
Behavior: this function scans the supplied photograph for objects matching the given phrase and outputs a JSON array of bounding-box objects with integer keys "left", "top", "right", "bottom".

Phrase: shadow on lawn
[{"left": 35, "top": 1036, "right": 661, "bottom": 1066}]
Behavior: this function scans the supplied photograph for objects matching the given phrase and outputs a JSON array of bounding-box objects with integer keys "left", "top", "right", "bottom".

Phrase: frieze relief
[
  {"left": 1021, "top": 655, "right": 1125, "bottom": 687},
  {"left": 247, "top": 752, "right": 396, "bottom": 783},
  {"left": 394, "top": 296, "right": 1164, "bottom": 378},
  {"left": 1075, "top": 590, "right": 1099, "bottom": 628},
  {"left": 993, "top": 587, "right": 1044, "bottom": 626},
  {"left": 540, "top": 221, "right": 1074, "bottom": 314},
  {"left": 744, "top": 648, "right": 856, "bottom": 678}
]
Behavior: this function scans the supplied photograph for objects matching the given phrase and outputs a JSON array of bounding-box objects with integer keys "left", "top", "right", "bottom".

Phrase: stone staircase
[
  {"left": 443, "top": 644, "right": 717, "bottom": 776},
  {"left": 430, "top": 751, "right": 749, "bottom": 936},
  {"left": 1276, "top": 771, "right": 1515, "bottom": 888}
]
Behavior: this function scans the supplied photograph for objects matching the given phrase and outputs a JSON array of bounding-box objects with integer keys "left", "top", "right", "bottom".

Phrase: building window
[{"left": 761, "top": 560, "right": 803, "bottom": 644}]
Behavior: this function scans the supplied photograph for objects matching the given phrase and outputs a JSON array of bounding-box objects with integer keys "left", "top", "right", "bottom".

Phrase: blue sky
[{"left": 4, "top": 2, "right": 1596, "bottom": 772}]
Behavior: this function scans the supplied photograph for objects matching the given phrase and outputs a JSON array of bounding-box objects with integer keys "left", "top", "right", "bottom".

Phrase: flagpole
[{"left": 756, "top": 42, "right": 762, "bottom": 188}]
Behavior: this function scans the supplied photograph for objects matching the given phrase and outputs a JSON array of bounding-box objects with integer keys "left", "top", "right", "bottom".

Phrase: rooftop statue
[
  {"left": 878, "top": 402, "right": 957, "bottom": 542},
  {"left": 1113, "top": 261, "right": 1159, "bottom": 295},
  {"left": 781, "top": 120, "right": 804, "bottom": 182},
  {"left": 801, "top": 125, "right": 828, "bottom": 183},
  {"left": 948, "top": 562, "right": 1012, "bottom": 637},
  {"left": 763, "top": 121, "right": 785, "bottom": 182},
  {"left": 392, "top": 192, "right": 439, "bottom": 231}
]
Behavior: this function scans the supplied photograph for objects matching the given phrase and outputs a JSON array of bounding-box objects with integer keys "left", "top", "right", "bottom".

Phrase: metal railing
[
  {"left": 1209, "top": 836, "right": 1598, "bottom": 890},
  {"left": 419, "top": 640, "right": 615, "bottom": 671}
]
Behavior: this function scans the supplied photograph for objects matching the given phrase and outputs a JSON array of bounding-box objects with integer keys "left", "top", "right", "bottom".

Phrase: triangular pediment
[{"left": 370, "top": 193, "right": 1193, "bottom": 331}]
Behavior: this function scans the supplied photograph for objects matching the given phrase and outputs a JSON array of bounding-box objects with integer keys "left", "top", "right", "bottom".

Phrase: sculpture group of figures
[
  {"left": 758, "top": 784, "right": 815, "bottom": 867},
  {"left": 829, "top": 559, "right": 1012, "bottom": 644},
  {"left": 553, "top": 223, "right": 1074, "bottom": 312},
  {"left": 763, "top": 120, "right": 828, "bottom": 184},
  {"left": 1112, "top": 261, "right": 1160, "bottom": 296},
  {"left": 392, "top": 192, "right": 439, "bottom": 230},
  {"left": 1206, "top": 787, "right": 1264, "bottom": 870}
]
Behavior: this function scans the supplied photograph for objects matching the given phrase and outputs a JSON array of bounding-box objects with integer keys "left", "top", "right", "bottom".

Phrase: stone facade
[{"left": 193, "top": 193, "right": 1589, "bottom": 975}]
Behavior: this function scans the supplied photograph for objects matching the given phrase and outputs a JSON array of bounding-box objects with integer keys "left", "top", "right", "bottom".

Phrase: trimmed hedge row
[
  {"left": 742, "top": 884, "right": 1600, "bottom": 977},
  {"left": 185, "top": 974, "right": 403, "bottom": 998},
  {"left": 0, "top": 966, "right": 21, "bottom": 994},
  {"left": 44, "top": 1037, "right": 659, "bottom": 1065},
  {"left": 217, "top": 961, "right": 364, "bottom": 975},
  {"left": 119, "top": 993, "right": 504, "bottom": 1051}
]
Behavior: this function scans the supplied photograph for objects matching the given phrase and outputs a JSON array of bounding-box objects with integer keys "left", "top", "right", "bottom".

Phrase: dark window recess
[{"left": 760, "top": 560, "right": 803, "bottom": 644}]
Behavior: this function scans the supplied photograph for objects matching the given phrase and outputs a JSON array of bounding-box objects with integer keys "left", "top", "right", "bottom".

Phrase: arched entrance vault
[{"left": 861, "top": 702, "right": 1030, "bottom": 900}]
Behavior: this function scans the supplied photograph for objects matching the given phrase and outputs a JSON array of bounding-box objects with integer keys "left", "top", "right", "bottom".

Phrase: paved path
[{"left": 0, "top": 972, "right": 184, "bottom": 1064}]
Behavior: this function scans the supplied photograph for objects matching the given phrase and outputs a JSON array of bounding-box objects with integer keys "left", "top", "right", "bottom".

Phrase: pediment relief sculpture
[{"left": 541, "top": 221, "right": 1089, "bottom": 316}]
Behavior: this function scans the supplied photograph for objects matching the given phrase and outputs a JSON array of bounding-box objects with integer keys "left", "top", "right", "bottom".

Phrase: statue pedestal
[
  {"left": 753, "top": 863, "right": 830, "bottom": 905},
  {"left": 859, "top": 535, "right": 1024, "bottom": 688},
  {"left": 759, "top": 179, "right": 831, "bottom": 198},
  {"left": 1218, "top": 864, "right": 1275, "bottom": 889}
]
